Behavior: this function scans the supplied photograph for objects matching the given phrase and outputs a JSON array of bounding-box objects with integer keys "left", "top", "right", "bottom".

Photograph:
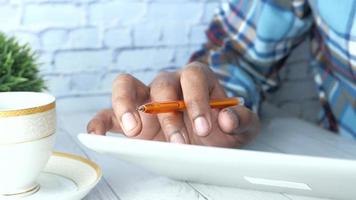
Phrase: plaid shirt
[{"left": 190, "top": 0, "right": 356, "bottom": 139}]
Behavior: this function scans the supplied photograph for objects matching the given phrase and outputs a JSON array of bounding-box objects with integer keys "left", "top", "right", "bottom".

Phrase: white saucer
[{"left": 2, "top": 152, "right": 102, "bottom": 200}]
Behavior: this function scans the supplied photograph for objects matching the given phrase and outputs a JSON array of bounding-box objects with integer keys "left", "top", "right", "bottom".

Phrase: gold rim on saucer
[
  {"left": 52, "top": 152, "right": 102, "bottom": 181},
  {"left": 0, "top": 184, "right": 40, "bottom": 197},
  {"left": 0, "top": 102, "right": 55, "bottom": 118},
  {"left": 0, "top": 152, "right": 101, "bottom": 198}
]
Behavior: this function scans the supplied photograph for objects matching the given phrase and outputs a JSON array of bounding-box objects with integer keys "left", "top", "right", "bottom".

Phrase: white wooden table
[{"left": 54, "top": 103, "right": 356, "bottom": 200}]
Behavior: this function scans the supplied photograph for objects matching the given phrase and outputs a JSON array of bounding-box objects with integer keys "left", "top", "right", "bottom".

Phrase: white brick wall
[
  {"left": 23, "top": 4, "right": 85, "bottom": 29},
  {"left": 1, "top": 0, "right": 222, "bottom": 107},
  {"left": 1, "top": 0, "right": 320, "bottom": 122}
]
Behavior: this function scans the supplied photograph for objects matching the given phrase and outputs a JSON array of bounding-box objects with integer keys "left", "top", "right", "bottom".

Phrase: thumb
[
  {"left": 218, "top": 106, "right": 259, "bottom": 137},
  {"left": 87, "top": 109, "right": 122, "bottom": 135}
]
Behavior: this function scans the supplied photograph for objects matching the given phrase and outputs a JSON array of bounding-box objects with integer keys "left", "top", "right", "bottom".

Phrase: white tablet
[{"left": 78, "top": 133, "right": 356, "bottom": 200}]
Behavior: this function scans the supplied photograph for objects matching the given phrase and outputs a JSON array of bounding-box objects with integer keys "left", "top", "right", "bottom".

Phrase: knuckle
[
  {"left": 152, "top": 78, "right": 174, "bottom": 91},
  {"left": 88, "top": 118, "right": 102, "bottom": 129},
  {"left": 190, "top": 61, "right": 208, "bottom": 69},
  {"left": 150, "top": 72, "right": 178, "bottom": 96},
  {"left": 181, "top": 68, "right": 201, "bottom": 82},
  {"left": 160, "top": 115, "right": 179, "bottom": 130},
  {"left": 184, "top": 100, "right": 203, "bottom": 112},
  {"left": 156, "top": 71, "right": 174, "bottom": 79},
  {"left": 244, "top": 109, "right": 254, "bottom": 122},
  {"left": 113, "top": 73, "right": 134, "bottom": 86},
  {"left": 113, "top": 92, "right": 132, "bottom": 102},
  {"left": 184, "top": 98, "right": 211, "bottom": 119},
  {"left": 112, "top": 74, "right": 135, "bottom": 102},
  {"left": 182, "top": 62, "right": 209, "bottom": 79}
]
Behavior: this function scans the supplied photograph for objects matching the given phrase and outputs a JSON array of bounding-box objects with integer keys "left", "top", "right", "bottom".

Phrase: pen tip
[{"left": 136, "top": 106, "right": 145, "bottom": 112}]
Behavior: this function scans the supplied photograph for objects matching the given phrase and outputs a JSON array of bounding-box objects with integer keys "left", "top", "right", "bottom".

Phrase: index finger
[
  {"left": 112, "top": 74, "right": 149, "bottom": 137},
  {"left": 180, "top": 62, "right": 217, "bottom": 137}
]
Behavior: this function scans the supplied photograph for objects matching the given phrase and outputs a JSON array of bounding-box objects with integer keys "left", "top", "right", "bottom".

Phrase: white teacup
[{"left": 0, "top": 92, "right": 56, "bottom": 196}]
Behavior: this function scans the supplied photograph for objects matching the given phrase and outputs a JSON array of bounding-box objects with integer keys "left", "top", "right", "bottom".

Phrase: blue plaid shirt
[{"left": 190, "top": 0, "right": 356, "bottom": 139}]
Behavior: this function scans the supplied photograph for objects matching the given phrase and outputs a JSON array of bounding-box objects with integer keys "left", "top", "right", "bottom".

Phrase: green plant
[{"left": 0, "top": 32, "right": 45, "bottom": 92}]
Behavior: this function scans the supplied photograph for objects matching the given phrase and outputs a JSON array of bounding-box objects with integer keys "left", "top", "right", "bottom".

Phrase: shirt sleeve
[{"left": 190, "top": 0, "right": 313, "bottom": 112}]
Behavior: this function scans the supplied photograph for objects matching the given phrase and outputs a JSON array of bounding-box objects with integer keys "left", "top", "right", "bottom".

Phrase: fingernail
[
  {"left": 224, "top": 108, "right": 239, "bottom": 129},
  {"left": 121, "top": 112, "right": 137, "bottom": 132},
  {"left": 170, "top": 132, "right": 185, "bottom": 144},
  {"left": 194, "top": 116, "right": 210, "bottom": 136}
]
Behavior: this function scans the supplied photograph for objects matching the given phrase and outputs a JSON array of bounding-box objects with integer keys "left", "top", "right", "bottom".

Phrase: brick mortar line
[
  {"left": 55, "top": 91, "right": 111, "bottom": 100},
  {"left": 41, "top": 68, "right": 161, "bottom": 76},
  {"left": 45, "top": 44, "right": 200, "bottom": 56}
]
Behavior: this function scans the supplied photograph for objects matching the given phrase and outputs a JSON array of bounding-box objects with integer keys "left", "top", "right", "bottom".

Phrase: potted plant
[{"left": 0, "top": 32, "right": 45, "bottom": 92}]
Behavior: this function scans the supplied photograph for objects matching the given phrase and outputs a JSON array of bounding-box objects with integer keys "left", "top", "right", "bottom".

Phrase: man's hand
[{"left": 87, "top": 62, "right": 260, "bottom": 148}]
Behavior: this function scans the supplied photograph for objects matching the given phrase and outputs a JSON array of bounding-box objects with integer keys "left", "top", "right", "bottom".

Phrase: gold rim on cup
[{"left": 0, "top": 102, "right": 56, "bottom": 118}]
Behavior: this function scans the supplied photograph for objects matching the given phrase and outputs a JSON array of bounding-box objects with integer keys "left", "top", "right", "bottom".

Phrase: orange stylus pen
[{"left": 137, "top": 97, "right": 245, "bottom": 114}]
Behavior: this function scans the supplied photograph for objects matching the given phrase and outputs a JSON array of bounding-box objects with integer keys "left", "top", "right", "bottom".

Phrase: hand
[{"left": 87, "top": 62, "right": 260, "bottom": 148}]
